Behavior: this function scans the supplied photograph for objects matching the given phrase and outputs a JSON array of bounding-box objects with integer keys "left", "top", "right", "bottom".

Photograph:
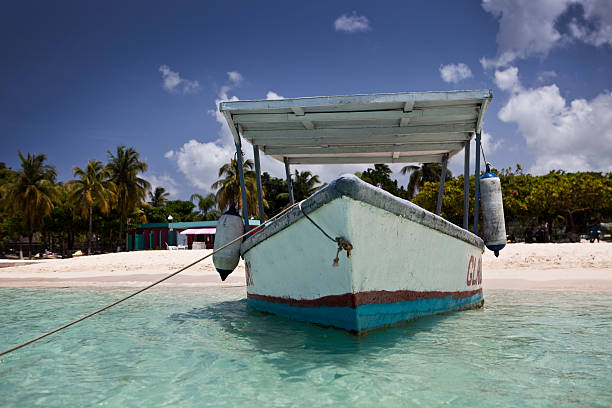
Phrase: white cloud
[
  {"left": 495, "top": 66, "right": 612, "bottom": 173},
  {"left": 480, "top": 0, "right": 612, "bottom": 68},
  {"left": 166, "top": 73, "right": 286, "bottom": 193},
  {"left": 164, "top": 140, "right": 234, "bottom": 192},
  {"left": 439, "top": 63, "right": 473, "bottom": 84},
  {"left": 146, "top": 174, "right": 180, "bottom": 197},
  {"left": 480, "top": 131, "right": 503, "bottom": 158},
  {"left": 494, "top": 66, "right": 520, "bottom": 91},
  {"left": 537, "top": 70, "right": 558, "bottom": 82},
  {"left": 334, "top": 12, "right": 371, "bottom": 33},
  {"left": 569, "top": 0, "right": 612, "bottom": 46},
  {"left": 227, "top": 71, "right": 243, "bottom": 86},
  {"left": 266, "top": 91, "right": 284, "bottom": 100},
  {"left": 163, "top": 72, "right": 243, "bottom": 193},
  {"left": 480, "top": 0, "right": 568, "bottom": 68},
  {"left": 159, "top": 65, "right": 200, "bottom": 94}
]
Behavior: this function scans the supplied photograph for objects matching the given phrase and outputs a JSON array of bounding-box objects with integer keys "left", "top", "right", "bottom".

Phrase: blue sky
[{"left": 1, "top": 0, "right": 611, "bottom": 198}]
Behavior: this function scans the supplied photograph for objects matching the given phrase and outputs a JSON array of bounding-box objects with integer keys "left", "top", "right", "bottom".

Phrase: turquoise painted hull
[{"left": 248, "top": 291, "right": 484, "bottom": 333}]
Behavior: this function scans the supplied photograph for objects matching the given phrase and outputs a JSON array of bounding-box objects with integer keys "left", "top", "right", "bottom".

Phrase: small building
[{"left": 127, "top": 220, "right": 260, "bottom": 250}]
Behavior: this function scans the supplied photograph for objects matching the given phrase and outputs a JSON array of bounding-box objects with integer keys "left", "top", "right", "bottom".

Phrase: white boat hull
[{"left": 241, "top": 175, "right": 484, "bottom": 333}]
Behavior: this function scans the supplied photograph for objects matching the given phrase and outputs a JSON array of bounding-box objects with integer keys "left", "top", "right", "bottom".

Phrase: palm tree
[
  {"left": 67, "top": 160, "right": 115, "bottom": 255},
  {"left": 0, "top": 163, "right": 21, "bottom": 257},
  {"left": 401, "top": 163, "right": 453, "bottom": 199},
  {"left": 293, "top": 170, "right": 324, "bottom": 200},
  {"left": 211, "top": 158, "right": 263, "bottom": 217},
  {"left": 149, "top": 187, "right": 170, "bottom": 207},
  {"left": 190, "top": 192, "right": 218, "bottom": 219},
  {"left": 2, "top": 152, "right": 58, "bottom": 259},
  {"left": 106, "top": 146, "right": 150, "bottom": 251},
  {"left": 279, "top": 170, "right": 324, "bottom": 202}
]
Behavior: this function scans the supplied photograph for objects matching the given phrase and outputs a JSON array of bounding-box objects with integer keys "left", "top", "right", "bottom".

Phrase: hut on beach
[{"left": 127, "top": 220, "right": 260, "bottom": 250}]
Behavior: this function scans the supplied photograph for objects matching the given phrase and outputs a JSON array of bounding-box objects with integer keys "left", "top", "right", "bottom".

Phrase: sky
[{"left": 1, "top": 0, "right": 611, "bottom": 199}]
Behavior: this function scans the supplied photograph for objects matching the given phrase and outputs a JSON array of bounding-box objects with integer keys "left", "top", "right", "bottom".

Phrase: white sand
[
  {"left": 0, "top": 242, "right": 610, "bottom": 290},
  {"left": 0, "top": 250, "right": 246, "bottom": 288},
  {"left": 482, "top": 242, "right": 612, "bottom": 290}
]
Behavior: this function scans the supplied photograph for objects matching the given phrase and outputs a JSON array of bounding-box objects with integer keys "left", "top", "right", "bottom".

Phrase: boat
[{"left": 216, "top": 90, "right": 502, "bottom": 333}]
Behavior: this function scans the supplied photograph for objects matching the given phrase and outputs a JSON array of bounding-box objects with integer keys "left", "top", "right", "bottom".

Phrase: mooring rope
[
  {"left": 298, "top": 201, "right": 336, "bottom": 243},
  {"left": 0, "top": 201, "right": 301, "bottom": 358},
  {"left": 480, "top": 140, "right": 488, "bottom": 168},
  {"left": 298, "top": 201, "right": 353, "bottom": 267}
]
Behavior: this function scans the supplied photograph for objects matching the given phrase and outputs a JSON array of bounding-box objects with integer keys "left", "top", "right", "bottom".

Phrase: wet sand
[{"left": 0, "top": 242, "right": 610, "bottom": 290}]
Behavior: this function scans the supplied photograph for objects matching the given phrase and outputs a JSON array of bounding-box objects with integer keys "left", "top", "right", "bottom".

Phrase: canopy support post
[
  {"left": 435, "top": 153, "right": 449, "bottom": 215},
  {"left": 463, "top": 140, "right": 470, "bottom": 230},
  {"left": 235, "top": 139, "right": 250, "bottom": 232},
  {"left": 253, "top": 145, "right": 265, "bottom": 223},
  {"left": 474, "top": 132, "right": 481, "bottom": 235},
  {"left": 284, "top": 157, "right": 295, "bottom": 205}
]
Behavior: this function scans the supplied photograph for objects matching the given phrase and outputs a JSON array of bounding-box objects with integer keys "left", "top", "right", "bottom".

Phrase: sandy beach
[{"left": 0, "top": 242, "right": 610, "bottom": 290}]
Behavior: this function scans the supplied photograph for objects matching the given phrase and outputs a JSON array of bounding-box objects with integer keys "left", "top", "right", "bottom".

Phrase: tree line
[
  {"left": 0, "top": 148, "right": 324, "bottom": 258},
  {"left": 410, "top": 164, "right": 612, "bottom": 240},
  {"left": 0, "top": 147, "right": 153, "bottom": 258},
  {"left": 1, "top": 147, "right": 610, "bottom": 259}
]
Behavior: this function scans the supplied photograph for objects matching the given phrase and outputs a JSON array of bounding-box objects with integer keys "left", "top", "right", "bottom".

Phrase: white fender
[
  {"left": 213, "top": 207, "right": 244, "bottom": 281},
  {"left": 480, "top": 168, "right": 506, "bottom": 257}
]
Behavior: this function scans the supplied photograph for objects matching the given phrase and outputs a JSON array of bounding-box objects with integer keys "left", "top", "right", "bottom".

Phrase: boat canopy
[{"left": 220, "top": 90, "right": 492, "bottom": 165}]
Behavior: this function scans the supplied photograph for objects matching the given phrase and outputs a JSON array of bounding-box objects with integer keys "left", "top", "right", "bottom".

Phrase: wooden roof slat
[
  {"left": 232, "top": 106, "right": 479, "bottom": 124},
  {"left": 250, "top": 132, "right": 473, "bottom": 147},
  {"left": 286, "top": 154, "right": 445, "bottom": 165},
  {"left": 262, "top": 142, "right": 465, "bottom": 156},
  {"left": 243, "top": 123, "right": 476, "bottom": 140}
]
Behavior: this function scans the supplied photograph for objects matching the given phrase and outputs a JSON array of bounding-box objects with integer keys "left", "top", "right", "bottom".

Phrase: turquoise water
[{"left": 1, "top": 288, "right": 610, "bottom": 407}]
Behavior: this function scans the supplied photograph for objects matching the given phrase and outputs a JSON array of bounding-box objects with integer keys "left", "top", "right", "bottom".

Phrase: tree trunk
[
  {"left": 69, "top": 228, "right": 74, "bottom": 253},
  {"left": 62, "top": 230, "right": 68, "bottom": 258},
  {"left": 88, "top": 204, "right": 93, "bottom": 255},
  {"left": 27, "top": 219, "right": 33, "bottom": 259},
  {"left": 567, "top": 211, "right": 576, "bottom": 234},
  {"left": 118, "top": 205, "right": 125, "bottom": 252},
  {"left": 109, "top": 228, "right": 113, "bottom": 253},
  {"left": 117, "top": 211, "right": 123, "bottom": 252}
]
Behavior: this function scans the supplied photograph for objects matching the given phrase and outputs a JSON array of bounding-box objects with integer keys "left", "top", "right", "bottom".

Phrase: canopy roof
[{"left": 220, "top": 90, "right": 492, "bottom": 165}]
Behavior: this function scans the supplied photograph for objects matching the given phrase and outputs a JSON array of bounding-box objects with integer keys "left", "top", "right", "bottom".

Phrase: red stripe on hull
[{"left": 247, "top": 288, "right": 482, "bottom": 308}]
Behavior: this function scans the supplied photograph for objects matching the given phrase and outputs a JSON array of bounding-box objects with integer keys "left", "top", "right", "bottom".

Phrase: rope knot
[{"left": 333, "top": 237, "right": 353, "bottom": 267}]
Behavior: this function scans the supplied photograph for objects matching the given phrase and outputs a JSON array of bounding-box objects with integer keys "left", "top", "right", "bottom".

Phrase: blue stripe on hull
[{"left": 247, "top": 292, "right": 484, "bottom": 333}]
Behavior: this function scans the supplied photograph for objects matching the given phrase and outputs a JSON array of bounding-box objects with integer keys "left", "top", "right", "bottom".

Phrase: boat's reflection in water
[{"left": 170, "top": 298, "right": 467, "bottom": 366}]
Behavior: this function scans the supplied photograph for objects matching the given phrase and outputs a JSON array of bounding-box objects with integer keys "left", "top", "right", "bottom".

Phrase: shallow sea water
[{"left": 0, "top": 287, "right": 610, "bottom": 407}]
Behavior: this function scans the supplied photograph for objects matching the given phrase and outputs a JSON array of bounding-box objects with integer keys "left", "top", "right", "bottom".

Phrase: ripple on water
[{"left": 0, "top": 288, "right": 611, "bottom": 407}]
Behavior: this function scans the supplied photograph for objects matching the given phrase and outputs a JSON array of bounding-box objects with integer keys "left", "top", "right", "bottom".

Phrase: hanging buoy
[
  {"left": 213, "top": 206, "right": 244, "bottom": 280},
  {"left": 480, "top": 163, "right": 506, "bottom": 257}
]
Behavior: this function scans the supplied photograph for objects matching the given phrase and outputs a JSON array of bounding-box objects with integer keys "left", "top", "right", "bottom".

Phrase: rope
[
  {"left": 0, "top": 201, "right": 300, "bottom": 358},
  {"left": 298, "top": 201, "right": 336, "bottom": 243},
  {"left": 298, "top": 201, "right": 353, "bottom": 267},
  {"left": 480, "top": 139, "right": 488, "bottom": 168}
]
